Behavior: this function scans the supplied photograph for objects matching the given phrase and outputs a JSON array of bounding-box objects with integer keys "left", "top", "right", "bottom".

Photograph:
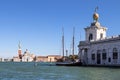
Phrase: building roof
[
  {"left": 37, "top": 56, "right": 48, "bottom": 58},
  {"left": 48, "top": 55, "right": 61, "bottom": 57}
]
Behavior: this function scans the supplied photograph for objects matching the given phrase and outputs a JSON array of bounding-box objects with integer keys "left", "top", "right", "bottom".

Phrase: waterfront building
[
  {"left": 78, "top": 7, "right": 120, "bottom": 66},
  {"left": 36, "top": 55, "right": 62, "bottom": 62},
  {"left": 13, "top": 43, "right": 36, "bottom": 62},
  {"left": 0, "top": 58, "right": 2, "bottom": 62},
  {"left": 22, "top": 49, "right": 35, "bottom": 62},
  {"left": 36, "top": 56, "right": 48, "bottom": 62},
  {"left": 13, "top": 56, "right": 20, "bottom": 62},
  {"left": 48, "top": 55, "right": 62, "bottom": 62},
  {"left": 4, "top": 58, "right": 13, "bottom": 62}
]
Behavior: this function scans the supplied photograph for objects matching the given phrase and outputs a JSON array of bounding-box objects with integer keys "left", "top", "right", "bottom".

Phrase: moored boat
[
  {"left": 56, "top": 27, "right": 82, "bottom": 66},
  {"left": 56, "top": 61, "right": 82, "bottom": 66}
]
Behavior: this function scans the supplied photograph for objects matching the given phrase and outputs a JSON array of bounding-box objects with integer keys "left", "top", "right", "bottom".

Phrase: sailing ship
[{"left": 56, "top": 27, "right": 82, "bottom": 66}]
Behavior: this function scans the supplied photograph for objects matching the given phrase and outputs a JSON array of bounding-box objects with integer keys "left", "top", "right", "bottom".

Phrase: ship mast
[
  {"left": 62, "top": 27, "right": 64, "bottom": 59},
  {"left": 72, "top": 27, "right": 75, "bottom": 56}
]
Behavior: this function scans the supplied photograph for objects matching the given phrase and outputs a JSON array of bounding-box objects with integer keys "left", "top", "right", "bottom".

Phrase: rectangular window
[
  {"left": 92, "top": 54, "right": 95, "bottom": 60},
  {"left": 113, "top": 53, "right": 118, "bottom": 59},
  {"left": 108, "top": 58, "right": 111, "bottom": 62},
  {"left": 102, "top": 53, "right": 106, "bottom": 60}
]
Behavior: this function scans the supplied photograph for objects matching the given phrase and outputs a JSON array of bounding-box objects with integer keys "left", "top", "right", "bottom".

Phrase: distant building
[
  {"left": 0, "top": 58, "right": 2, "bottom": 62},
  {"left": 4, "top": 58, "right": 12, "bottom": 62},
  {"left": 13, "top": 42, "right": 36, "bottom": 62},
  {"left": 22, "top": 49, "right": 35, "bottom": 62},
  {"left": 78, "top": 8, "right": 120, "bottom": 66},
  {"left": 13, "top": 42, "right": 61, "bottom": 62},
  {"left": 13, "top": 56, "right": 20, "bottom": 62},
  {"left": 48, "top": 55, "right": 62, "bottom": 62},
  {"left": 36, "top": 56, "right": 48, "bottom": 62},
  {"left": 36, "top": 55, "right": 62, "bottom": 62}
]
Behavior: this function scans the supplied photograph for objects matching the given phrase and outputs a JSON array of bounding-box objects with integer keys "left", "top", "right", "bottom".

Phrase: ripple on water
[{"left": 0, "top": 62, "right": 120, "bottom": 80}]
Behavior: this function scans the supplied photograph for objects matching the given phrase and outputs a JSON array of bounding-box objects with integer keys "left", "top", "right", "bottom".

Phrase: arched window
[
  {"left": 89, "top": 33, "right": 93, "bottom": 41},
  {"left": 102, "top": 49, "right": 107, "bottom": 60},
  {"left": 113, "top": 48, "right": 118, "bottom": 59},
  {"left": 100, "top": 33, "right": 103, "bottom": 39}
]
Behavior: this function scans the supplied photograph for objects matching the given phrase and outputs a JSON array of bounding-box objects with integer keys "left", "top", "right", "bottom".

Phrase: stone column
[{"left": 78, "top": 48, "right": 82, "bottom": 62}]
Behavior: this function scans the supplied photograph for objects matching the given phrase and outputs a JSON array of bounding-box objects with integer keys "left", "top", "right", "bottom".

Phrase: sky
[{"left": 0, "top": 0, "right": 120, "bottom": 58}]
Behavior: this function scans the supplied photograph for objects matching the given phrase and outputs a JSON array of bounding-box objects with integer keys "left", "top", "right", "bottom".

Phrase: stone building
[
  {"left": 36, "top": 56, "right": 48, "bottom": 62},
  {"left": 13, "top": 56, "right": 20, "bottom": 62},
  {"left": 78, "top": 8, "right": 120, "bottom": 66},
  {"left": 48, "top": 55, "right": 62, "bottom": 62},
  {"left": 13, "top": 42, "right": 36, "bottom": 62},
  {"left": 36, "top": 55, "right": 62, "bottom": 62},
  {"left": 22, "top": 49, "right": 35, "bottom": 62}
]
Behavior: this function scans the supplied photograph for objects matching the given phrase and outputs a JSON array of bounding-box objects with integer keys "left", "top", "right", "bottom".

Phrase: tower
[
  {"left": 18, "top": 41, "right": 22, "bottom": 59},
  {"left": 85, "top": 7, "right": 107, "bottom": 41}
]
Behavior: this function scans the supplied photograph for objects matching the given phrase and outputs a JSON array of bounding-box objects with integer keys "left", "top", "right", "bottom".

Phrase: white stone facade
[
  {"left": 78, "top": 11, "right": 120, "bottom": 66},
  {"left": 78, "top": 37, "right": 120, "bottom": 65},
  {"left": 85, "top": 22, "right": 107, "bottom": 41},
  {"left": 22, "top": 49, "right": 35, "bottom": 62},
  {"left": 13, "top": 56, "right": 21, "bottom": 62}
]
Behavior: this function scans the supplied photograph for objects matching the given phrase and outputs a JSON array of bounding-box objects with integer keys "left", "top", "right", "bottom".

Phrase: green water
[{"left": 0, "top": 62, "right": 120, "bottom": 80}]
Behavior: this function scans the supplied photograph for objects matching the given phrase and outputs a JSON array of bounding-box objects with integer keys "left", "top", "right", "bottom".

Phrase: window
[
  {"left": 113, "top": 48, "right": 118, "bottom": 59},
  {"left": 92, "top": 54, "right": 95, "bottom": 60},
  {"left": 108, "top": 57, "right": 111, "bottom": 62},
  {"left": 89, "top": 33, "right": 93, "bottom": 41},
  {"left": 84, "top": 48, "right": 88, "bottom": 53},
  {"left": 102, "top": 53, "right": 106, "bottom": 60},
  {"left": 100, "top": 33, "right": 103, "bottom": 39},
  {"left": 102, "top": 49, "right": 107, "bottom": 60}
]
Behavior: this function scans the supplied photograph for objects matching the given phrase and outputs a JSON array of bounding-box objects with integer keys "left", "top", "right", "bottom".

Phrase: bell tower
[
  {"left": 18, "top": 41, "right": 22, "bottom": 59},
  {"left": 85, "top": 7, "right": 107, "bottom": 41}
]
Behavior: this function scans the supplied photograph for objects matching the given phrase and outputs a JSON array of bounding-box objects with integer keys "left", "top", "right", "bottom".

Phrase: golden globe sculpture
[{"left": 93, "top": 12, "right": 99, "bottom": 22}]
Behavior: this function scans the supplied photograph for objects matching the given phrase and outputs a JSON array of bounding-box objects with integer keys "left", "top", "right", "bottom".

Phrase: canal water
[{"left": 0, "top": 62, "right": 120, "bottom": 80}]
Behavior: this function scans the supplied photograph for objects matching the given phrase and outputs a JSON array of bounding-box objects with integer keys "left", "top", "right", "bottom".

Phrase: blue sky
[{"left": 0, "top": 0, "right": 120, "bottom": 58}]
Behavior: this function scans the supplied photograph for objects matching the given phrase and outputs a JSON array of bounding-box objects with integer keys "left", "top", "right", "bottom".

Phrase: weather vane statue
[
  {"left": 93, "top": 6, "right": 99, "bottom": 22},
  {"left": 94, "top": 6, "right": 98, "bottom": 13}
]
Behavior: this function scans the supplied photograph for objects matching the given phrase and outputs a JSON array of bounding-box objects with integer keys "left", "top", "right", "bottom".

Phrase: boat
[
  {"left": 56, "top": 27, "right": 82, "bottom": 66},
  {"left": 56, "top": 61, "right": 82, "bottom": 66}
]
